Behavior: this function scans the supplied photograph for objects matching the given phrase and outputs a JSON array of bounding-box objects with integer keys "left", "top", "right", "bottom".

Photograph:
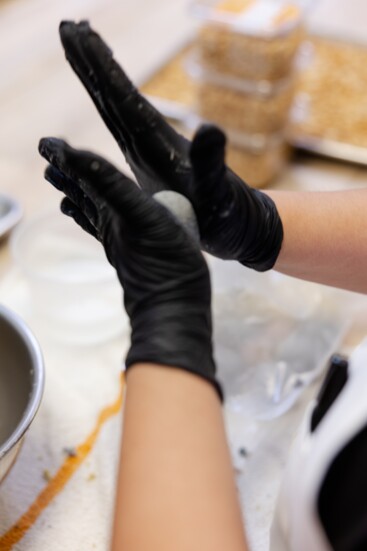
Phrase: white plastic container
[
  {"left": 190, "top": 0, "right": 308, "bottom": 81},
  {"left": 11, "top": 210, "right": 127, "bottom": 345}
]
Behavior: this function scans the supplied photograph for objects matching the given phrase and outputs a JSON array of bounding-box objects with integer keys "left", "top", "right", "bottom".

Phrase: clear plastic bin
[
  {"left": 226, "top": 134, "right": 288, "bottom": 186},
  {"left": 187, "top": 54, "right": 295, "bottom": 134},
  {"left": 190, "top": 0, "right": 307, "bottom": 81},
  {"left": 10, "top": 210, "right": 127, "bottom": 345},
  {"left": 207, "top": 256, "right": 348, "bottom": 420}
]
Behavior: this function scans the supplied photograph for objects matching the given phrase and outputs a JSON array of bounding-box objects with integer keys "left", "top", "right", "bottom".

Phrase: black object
[
  {"left": 311, "top": 354, "right": 367, "bottom": 550},
  {"left": 318, "top": 423, "right": 367, "bottom": 551},
  {"left": 39, "top": 138, "right": 222, "bottom": 400},
  {"left": 58, "top": 20, "right": 283, "bottom": 272},
  {"left": 311, "top": 354, "right": 349, "bottom": 432}
]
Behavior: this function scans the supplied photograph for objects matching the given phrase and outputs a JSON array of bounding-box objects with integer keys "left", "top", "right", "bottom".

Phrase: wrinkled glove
[
  {"left": 39, "top": 138, "right": 222, "bottom": 399},
  {"left": 58, "top": 20, "right": 283, "bottom": 272}
]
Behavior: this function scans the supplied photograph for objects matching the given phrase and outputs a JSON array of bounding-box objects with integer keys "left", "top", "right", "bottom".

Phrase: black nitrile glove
[
  {"left": 58, "top": 20, "right": 283, "bottom": 272},
  {"left": 39, "top": 138, "right": 222, "bottom": 399}
]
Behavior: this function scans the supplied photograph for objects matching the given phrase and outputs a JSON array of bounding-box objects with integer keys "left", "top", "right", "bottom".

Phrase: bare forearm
[
  {"left": 112, "top": 364, "right": 248, "bottom": 551},
  {"left": 266, "top": 189, "right": 367, "bottom": 293}
]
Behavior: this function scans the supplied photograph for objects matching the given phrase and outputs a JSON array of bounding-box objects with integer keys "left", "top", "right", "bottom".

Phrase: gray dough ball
[{"left": 153, "top": 190, "right": 200, "bottom": 242}]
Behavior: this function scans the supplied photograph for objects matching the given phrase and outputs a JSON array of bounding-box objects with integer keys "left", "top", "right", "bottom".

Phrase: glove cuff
[
  {"left": 125, "top": 349, "right": 223, "bottom": 401},
  {"left": 124, "top": 304, "right": 223, "bottom": 401}
]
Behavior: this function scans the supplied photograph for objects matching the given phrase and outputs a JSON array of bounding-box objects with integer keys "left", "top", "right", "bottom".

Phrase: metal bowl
[{"left": 0, "top": 305, "right": 44, "bottom": 483}]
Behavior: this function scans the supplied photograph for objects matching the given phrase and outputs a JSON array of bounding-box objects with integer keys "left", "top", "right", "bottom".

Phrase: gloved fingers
[
  {"left": 44, "top": 164, "right": 100, "bottom": 227},
  {"left": 60, "top": 197, "right": 100, "bottom": 241},
  {"left": 39, "top": 137, "right": 131, "bottom": 207},
  {"left": 189, "top": 124, "right": 232, "bottom": 209},
  {"left": 190, "top": 124, "right": 226, "bottom": 173},
  {"left": 39, "top": 136, "right": 152, "bottom": 226},
  {"left": 190, "top": 124, "right": 227, "bottom": 186},
  {"left": 59, "top": 21, "right": 187, "bottom": 195},
  {"left": 59, "top": 20, "right": 133, "bottom": 153}
]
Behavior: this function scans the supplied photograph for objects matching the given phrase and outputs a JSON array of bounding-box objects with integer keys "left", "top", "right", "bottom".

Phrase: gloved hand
[
  {"left": 39, "top": 138, "right": 222, "bottom": 399},
  {"left": 58, "top": 20, "right": 283, "bottom": 272}
]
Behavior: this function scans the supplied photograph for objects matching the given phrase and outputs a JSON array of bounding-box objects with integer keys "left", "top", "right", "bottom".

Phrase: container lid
[{"left": 190, "top": 0, "right": 309, "bottom": 38}]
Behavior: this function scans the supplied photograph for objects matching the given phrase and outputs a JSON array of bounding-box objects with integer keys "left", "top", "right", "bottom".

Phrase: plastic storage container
[
  {"left": 190, "top": 0, "right": 306, "bottom": 81},
  {"left": 225, "top": 131, "right": 288, "bottom": 186},
  {"left": 187, "top": 54, "right": 294, "bottom": 134}
]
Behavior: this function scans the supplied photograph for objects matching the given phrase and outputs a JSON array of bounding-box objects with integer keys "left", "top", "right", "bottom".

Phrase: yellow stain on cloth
[{"left": 0, "top": 377, "right": 125, "bottom": 551}]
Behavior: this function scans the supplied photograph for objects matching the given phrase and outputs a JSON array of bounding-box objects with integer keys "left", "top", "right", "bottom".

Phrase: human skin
[
  {"left": 266, "top": 189, "right": 367, "bottom": 294},
  {"left": 112, "top": 364, "right": 248, "bottom": 551}
]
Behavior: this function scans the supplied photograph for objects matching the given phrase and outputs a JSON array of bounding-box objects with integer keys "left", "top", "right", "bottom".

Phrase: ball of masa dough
[{"left": 153, "top": 190, "right": 200, "bottom": 242}]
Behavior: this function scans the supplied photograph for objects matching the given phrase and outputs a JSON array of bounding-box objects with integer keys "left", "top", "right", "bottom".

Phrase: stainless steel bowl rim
[{"left": 0, "top": 304, "right": 45, "bottom": 459}]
